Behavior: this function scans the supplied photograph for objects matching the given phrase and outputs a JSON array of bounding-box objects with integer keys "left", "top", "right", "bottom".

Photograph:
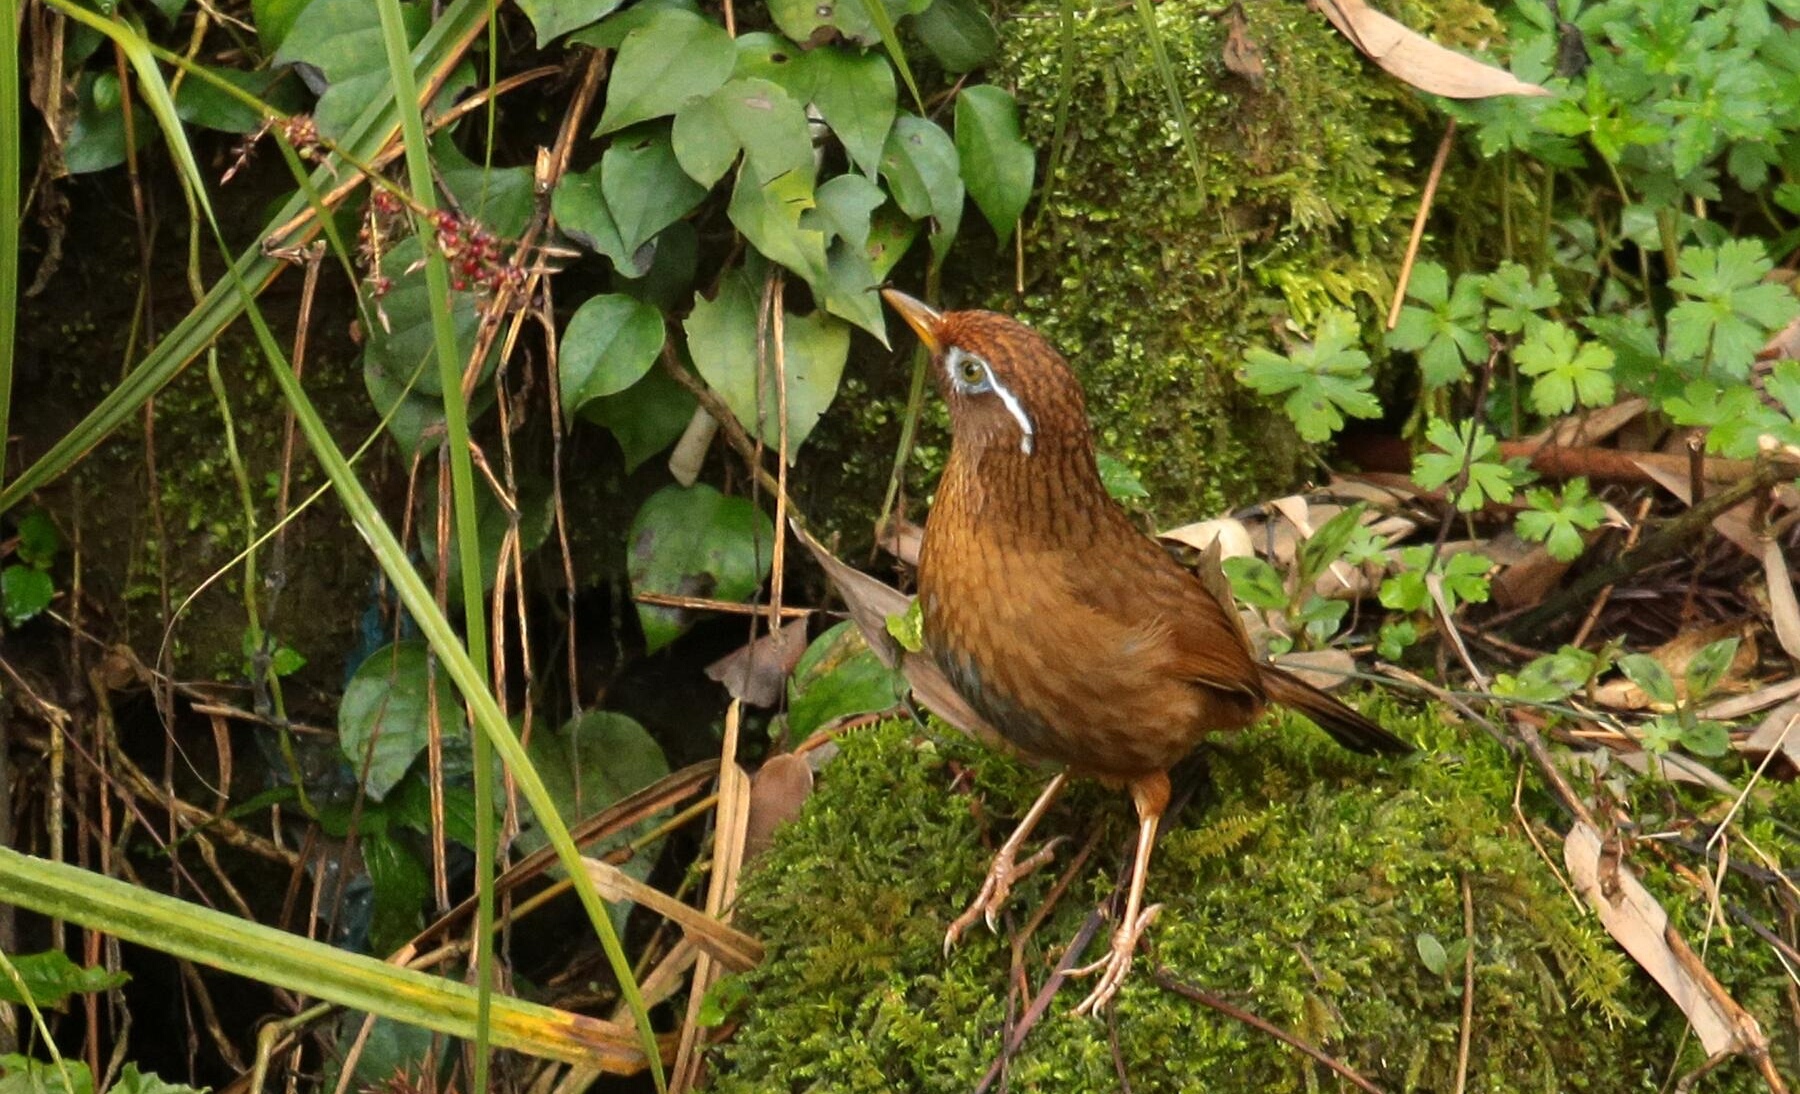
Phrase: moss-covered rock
[{"left": 707, "top": 706, "right": 1790, "bottom": 1091}]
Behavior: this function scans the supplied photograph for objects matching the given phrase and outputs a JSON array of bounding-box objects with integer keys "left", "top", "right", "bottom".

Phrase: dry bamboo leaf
[
  {"left": 1313, "top": 0, "right": 1550, "bottom": 98},
  {"left": 581, "top": 859, "right": 763, "bottom": 971},
  {"left": 1633, "top": 458, "right": 1761, "bottom": 555},
  {"left": 704, "top": 621, "right": 810, "bottom": 707},
  {"left": 744, "top": 752, "right": 814, "bottom": 862},
  {"left": 1612, "top": 750, "right": 1737, "bottom": 794},
  {"left": 1761, "top": 539, "right": 1800, "bottom": 663},
  {"left": 1534, "top": 397, "right": 1649, "bottom": 448},
  {"left": 1271, "top": 648, "right": 1357, "bottom": 691},
  {"left": 1564, "top": 822, "right": 1769, "bottom": 1058},
  {"left": 1702, "top": 676, "right": 1800, "bottom": 721},
  {"left": 877, "top": 515, "right": 924, "bottom": 567},
  {"left": 1738, "top": 699, "right": 1800, "bottom": 778},
  {"left": 1159, "top": 517, "right": 1254, "bottom": 558}
]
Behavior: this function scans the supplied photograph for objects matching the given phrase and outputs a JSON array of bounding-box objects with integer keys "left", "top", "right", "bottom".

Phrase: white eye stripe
[{"left": 945, "top": 347, "right": 1034, "bottom": 455}]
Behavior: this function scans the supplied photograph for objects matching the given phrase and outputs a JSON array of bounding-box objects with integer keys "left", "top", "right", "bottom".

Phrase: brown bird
[{"left": 882, "top": 289, "right": 1412, "bottom": 1015}]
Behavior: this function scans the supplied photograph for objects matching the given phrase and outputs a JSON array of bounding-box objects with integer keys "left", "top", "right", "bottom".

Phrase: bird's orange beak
[{"left": 881, "top": 289, "right": 943, "bottom": 356}]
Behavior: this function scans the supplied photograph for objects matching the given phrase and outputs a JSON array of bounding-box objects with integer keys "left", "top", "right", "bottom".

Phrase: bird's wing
[{"left": 1059, "top": 523, "right": 1264, "bottom": 699}]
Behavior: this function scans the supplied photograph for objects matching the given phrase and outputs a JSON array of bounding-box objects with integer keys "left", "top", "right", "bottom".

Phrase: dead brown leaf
[
  {"left": 1313, "top": 0, "right": 1550, "bottom": 99},
  {"left": 1761, "top": 539, "right": 1800, "bottom": 663},
  {"left": 1222, "top": 4, "right": 1266, "bottom": 85},
  {"left": 1564, "top": 822, "right": 1773, "bottom": 1066},
  {"left": 1738, "top": 699, "right": 1800, "bottom": 779},
  {"left": 744, "top": 752, "right": 815, "bottom": 861},
  {"left": 1271, "top": 648, "right": 1357, "bottom": 691},
  {"left": 1159, "top": 517, "right": 1254, "bottom": 558},
  {"left": 705, "top": 621, "right": 810, "bottom": 707}
]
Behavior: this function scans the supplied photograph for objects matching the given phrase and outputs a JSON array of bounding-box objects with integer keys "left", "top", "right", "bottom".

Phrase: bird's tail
[{"left": 1258, "top": 665, "right": 1413, "bottom": 757}]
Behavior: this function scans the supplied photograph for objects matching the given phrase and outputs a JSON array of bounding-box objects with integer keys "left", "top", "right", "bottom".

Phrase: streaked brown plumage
[{"left": 883, "top": 291, "right": 1411, "bottom": 1015}]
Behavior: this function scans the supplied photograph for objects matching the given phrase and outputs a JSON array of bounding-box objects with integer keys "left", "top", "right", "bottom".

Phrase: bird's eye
[{"left": 956, "top": 357, "right": 986, "bottom": 386}]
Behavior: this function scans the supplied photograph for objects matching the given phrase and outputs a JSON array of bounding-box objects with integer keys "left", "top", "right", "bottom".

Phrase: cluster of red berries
[
  {"left": 427, "top": 208, "right": 525, "bottom": 295},
  {"left": 357, "top": 189, "right": 524, "bottom": 299}
]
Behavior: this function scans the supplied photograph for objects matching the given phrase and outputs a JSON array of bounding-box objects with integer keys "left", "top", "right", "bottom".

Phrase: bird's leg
[
  {"left": 1071, "top": 770, "right": 1170, "bottom": 1016},
  {"left": 945, "top": 772, "right": 1070, "bottom": 953}
]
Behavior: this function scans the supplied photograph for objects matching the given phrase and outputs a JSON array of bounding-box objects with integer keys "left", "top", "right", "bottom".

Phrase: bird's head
[{"left": 882, "top": 289, "right": 1089, "bottom": 458}]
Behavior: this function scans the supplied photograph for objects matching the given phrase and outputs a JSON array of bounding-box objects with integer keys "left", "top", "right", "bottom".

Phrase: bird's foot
[
  {"left": 943, "top": 836, "right": 1068, "bottom": 953},
  {"left": 1068, "top": 902, "right": 1163, "bottom": 1016}
]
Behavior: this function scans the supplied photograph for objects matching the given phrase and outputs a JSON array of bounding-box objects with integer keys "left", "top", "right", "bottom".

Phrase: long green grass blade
[
  {"left": 0, "top": 0, "right": 18, "bottom": 494},
  {"left": 1130, "top": 0, "right": 1204, "bottom": 198},
  {"left": 374, "top": 2, "right": 498, "bottom": 1089},
  {"left": 0, "top": 848, "right": 655, "bottom": 1072}
]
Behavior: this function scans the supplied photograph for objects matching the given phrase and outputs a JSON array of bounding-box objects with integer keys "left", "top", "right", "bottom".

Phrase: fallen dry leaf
[
  {"left": 1738, "top": 698, "right": 1800, "bottom": 779},
  {"left": 744, "top": 752, "right": 815, "bottom": 861},
  {"left": 1489, "top": 542, "right": 1573, "bottom": 611},
  {"left": 1564, "top": 822, "right": 1770, "bottom": 1060},
  {"left": 1633, "top": 456, "right": 1761, "bottom": 555},
  {"left": 1313, "top": 0, "right": 1550, "bottom": 99},
  {"left": 1222, "top": 3, "right": 1266, "bottom": 85},
  {"left": 1592, "top": 621, "right": 1759, "bottom": 710},
  {"left": 1271, "top": 647, "right": 1357, "bottom": 691},
  {"left": 877, "top": 515, "right": 924, "bottom": 568},
  {"left": 1159, "top": 517, "right": 1254, "bottom": 558},
  {"left": 1761, "top": 539, "right": 1800, "bottom": 663},
  {"left": 1702, "top": 676, "right": 1800, "bottom": 721},
  {"left": 705, "top": 621, "right": 810, "bottom": 707}
]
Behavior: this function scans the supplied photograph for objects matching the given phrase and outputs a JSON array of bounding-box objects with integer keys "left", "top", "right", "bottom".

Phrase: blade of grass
[
  {"left": 0, "top": 847, "right": 657, "bottom": 1071},
  {"left": 374, "top": 3, "right": 498, "bottom": 1091},
  {"left": 1130, "top": 0, "right": 1204, "bottom": 198},
  {"left": 41, "top": 7, "right": 668, "bottom": 1085},
  {"left": 0, "top": 0, "right": 18, "bottom": 496},
  {"left": 845, "top": 0, "right": 923, "bottom": 113}
]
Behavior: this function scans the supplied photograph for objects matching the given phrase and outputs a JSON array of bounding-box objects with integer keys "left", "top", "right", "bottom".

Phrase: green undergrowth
[{"left": 707, "top": 704, "right": 1788, "bottom": 1092}]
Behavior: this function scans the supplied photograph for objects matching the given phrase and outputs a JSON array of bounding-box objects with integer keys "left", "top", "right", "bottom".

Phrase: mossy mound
[
  {"left": 707, "top": 706, "right": 1788, "bottom": 1091},
  {"left": 989, "top": 0, "right": 1423, "bottom": 516}
]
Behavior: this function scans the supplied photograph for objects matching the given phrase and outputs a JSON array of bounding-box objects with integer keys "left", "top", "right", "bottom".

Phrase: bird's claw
[
  {"left": 943, "top": 835, "right": 1069, "bottom": 954},
  {"left": 1069, "top": 902, "right": 1163, "bottom": 1016}
]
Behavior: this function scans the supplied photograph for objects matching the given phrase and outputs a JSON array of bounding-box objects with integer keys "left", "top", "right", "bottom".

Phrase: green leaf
[
  {"left": 953, "top": 85, "right": 1034, "bottom": 245},
  {"left": 361, "top": 239, "right": 496, "bottom": 399},
  {"left": 339, "top": 641, "right": 462, "bottom": 801},
  {"left": 580, "top": 365, "right": 698, "bottom": 472},
  {"left": 1238, "top": 309, "right": 1379, "bottom": 442},
  {"left": 1095, "top": 452, "right": 1148, "bottom": 502},
  {"left": 1, "top": 565, "right": 52, "bottom": 626},
  {"left": 788, "top": 621, "right": 907, "bottom": 736},
  {"left": 1415, "top": 933, "right": 1448, "bottom": 975},
  {"left": 1514, "top": 479, "right": 1607, "bottom": 561},
  {"left": 1483, "top": 261, "right": 1560, "bottom": 334},
  {"left": 602, "top": 124, "right": 708, "bottom": 270},
  {"left": 809, "top": 48, "right": 897, "bottom": 179},
  {"left": 911, "top": 0, "right": 998, "bottom": 72},
  {"left": 1377, "top": 620, "right": 1419, "bottom": 660},
  {"left": 517, "top": 0, "right": 625, "bottom": 44},
  {"left": 732, "top": 33, "right": 819, "bottom": 101},
  {"left": 1617, "top": 653, "right": 1678, "bottom": 707},
  {"left": 1665, "top": 379, "right": 1787, "bottom": 458},
  {"left": 0, "top": 1056, "right": 97, "bottom": 1094},
  {"left": 804, "top": 173, "right": 886, "bottom": 249},
  {"left": 1384, "top": 263, "right": 1488, "bottom": 389},
  {"left": 1665, "top": 239, "right": 1800, "bottom": 376},
  {"left": 1222, "top": 556, "right": 1287, "bottom": 611},
  {"left": 419, "top": 477, "right": 555, "bottom": 604},
  {"left": 766, "top": 0, "right": 924, "bottom": 48},
  {"left": 1515, "top": 320, "right": 1616, "bottom": 416},
  {"left": 684, "top": 268, "right": 850, "bottom": 461},
  {"left": 435, "top": 136, "right": 536, "bottom": 238},
  {"left": 880, "top": 114, "right": 962, "bottom": 264},
  {"left": 559, "top": 293, "right": 667, "bottom": 417},
  {"left": 273, "top": 0, "right": 429, "bottom": 139},
  {"left": 628, "top": 484, "right": 775, "bottom": 652},
  {"left": 1298, "top": 504, "right": 1366, "bottom": 586},
  {"left": 1413, "top": 419, "right": 1515, "bottom": 511},
  {"left": 0, "top": 951, "right": 129, "bottom": 1006},
  {"left": 1679, "top": 719, "right": 1732, "bottom": 758},
  {"left": 594, "top": 9, "right": 735, "bottom": 135},
  {"left": 672, "top": 77, "right": 815, "bottom": 189},
  {"left": 551, "top": 164, "right": 630, "bottom": 269},
  {"left": 172, "top": 65, "right": 298, "bottom": 134},
  {"left": 15, "top": 510, "right": 60, "bottom": 568},
  {"left": 363, "top": 831, "right": 429, "bottom": 954},
  {"left": 526, "top": 711, "right": 671, "bottom": 829},
  {"left": 63, "top": 72, "right": 150, "bottom": 175},
  {"left": 728, "top": 168, "right": 833, "bottom": 292},
  {"left": 885, "top": 599, "right": 924, "bottom": 652},
  {"left": 1684, "top": 637, "right": 1741, "bottom": 702}
]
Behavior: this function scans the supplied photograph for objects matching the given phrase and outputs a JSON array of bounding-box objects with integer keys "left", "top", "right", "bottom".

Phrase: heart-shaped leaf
[
  {"left": 581, "top": 366, "right": 697, "bottom": 472},
  {"left": 628, "top": 484, "right": 775, "bottom": 652},
  {"left": 672, "top": 77, "right": 815, "bottom": 189},
  {"left": 594, "top": 8, "right": 735, "bottom": 135},
  {"left": 809, "top": 48, "right": 896, "bottom": 178},
  {"left": 560, "top": 294, "right": 668, "bottom": 417},
  {"left": 881, "top": 114, "right": 962, "bottom": 264},
  {"left": 339, "top": 641, "right": 462, "bottom": 801}
]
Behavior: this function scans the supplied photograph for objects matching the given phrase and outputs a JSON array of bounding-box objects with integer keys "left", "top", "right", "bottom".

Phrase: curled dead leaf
[
  {"left": 705, "top": 621, "right": 810, "bottom": 707},
  {"left": 744, "top": 752, "right": 815, "bottom": 861},
  {"left": 1314, "top": 0, "right": 1551, "bottom": 99}
]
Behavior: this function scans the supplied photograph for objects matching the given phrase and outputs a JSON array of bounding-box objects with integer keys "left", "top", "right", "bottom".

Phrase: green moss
[
  {"left": 708, "top": 706, "right": 1789, "bottom": 1091},
  {"left": 983, "top": 0, "right": 1424, "bottom": 517}
]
